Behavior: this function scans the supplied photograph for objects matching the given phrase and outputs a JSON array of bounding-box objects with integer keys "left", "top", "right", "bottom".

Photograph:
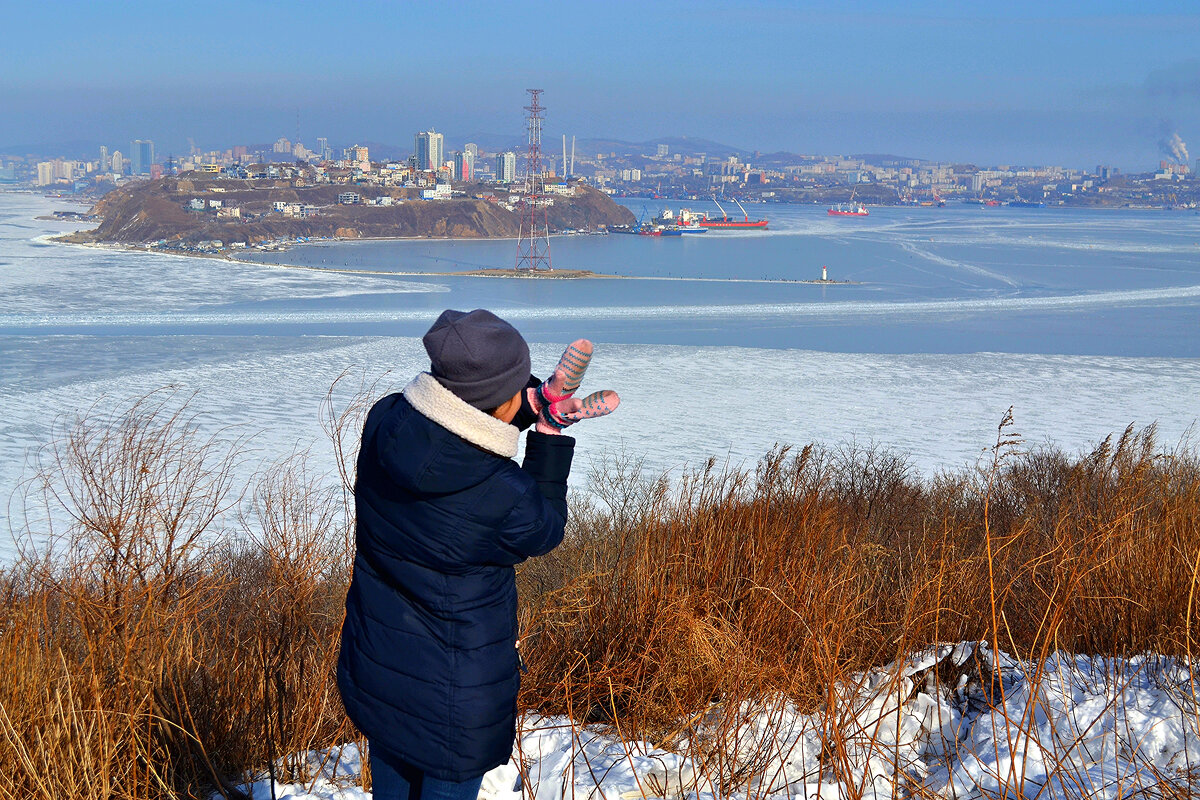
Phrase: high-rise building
[
  {"left": 36, "top": 162, "right": 55, "bottom": 186},
  {"left": 316, "top": 138, "right": 329, "bottom": 161},
  {"left": 131, "top": 139, "right": 154, "bottom": 175},
  {"left": 99, "top": 146, "right": 109, "bottom": 171},
  {"left": 656, "top": 143, "right": 669, "bottom": 158},
  {"left": 414, "top": 130, "right": 444, "bottom": 172},
  {"left": 453, "top": 150, "right": 474, "bottom": 182},
  {"left": 497, "top": 151, "right": 516, "bottom": 183},
  {"left": 464, "top": 142, "right": 479, "bottom": 159},
  {"left": 111, "top": 151, "right": 124, "bottom": 173}
]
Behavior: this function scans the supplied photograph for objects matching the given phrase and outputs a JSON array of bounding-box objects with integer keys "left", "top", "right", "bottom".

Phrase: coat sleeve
[{"left": 496, "top": 431, "right": 575, "bottom": 559}]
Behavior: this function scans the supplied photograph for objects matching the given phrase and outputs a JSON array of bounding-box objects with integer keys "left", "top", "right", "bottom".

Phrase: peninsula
[{"left": 60, "top": 166, "right": 635, "bottom": 249}]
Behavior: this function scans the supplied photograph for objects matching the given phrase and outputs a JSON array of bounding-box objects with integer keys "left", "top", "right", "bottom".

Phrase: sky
[{"left": 3, "top": 0, "right": 1199, "bottom": 170}]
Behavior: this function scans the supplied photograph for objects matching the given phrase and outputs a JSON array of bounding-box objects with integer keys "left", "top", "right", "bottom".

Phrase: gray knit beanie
[{"left": 422, "top": 309, "right": 531, "bottom": 410}]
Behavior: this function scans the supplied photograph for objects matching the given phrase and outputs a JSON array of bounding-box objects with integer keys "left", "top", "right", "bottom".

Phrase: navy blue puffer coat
[{"left": 337, "top": 372, "right": 573, "bottom": 781}]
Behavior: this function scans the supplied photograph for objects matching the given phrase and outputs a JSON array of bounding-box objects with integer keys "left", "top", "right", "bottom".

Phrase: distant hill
[
  {"left": 644, "top": 135, "right": 747, "bottom": 156},
  {"left": 0, "top": 140, "right": 105, "bottom": 159},
  {"left": 454, "top": 133, "right": 526, "bottom": 152},
  {"left": 850, "top": 153, "right": 927, "bottom": 165},
  {"left": 63, "top": 174, "right": 634, "bottom": 246},
  {"left": 575, "top": 135, "right": 745, "bottom": 158},
  {"left": 356, "top": 141, "right": 412, "bottom": 161}
]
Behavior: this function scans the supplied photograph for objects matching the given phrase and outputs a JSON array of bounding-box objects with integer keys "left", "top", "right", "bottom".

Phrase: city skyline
[{"left": 2, "top": 1, "right": 1199, "bottom": 171}]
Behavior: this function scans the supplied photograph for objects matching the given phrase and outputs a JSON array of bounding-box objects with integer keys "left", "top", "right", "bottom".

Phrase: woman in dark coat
[{"left": 338, "top": 309, "right": 617, "bottom": 800}]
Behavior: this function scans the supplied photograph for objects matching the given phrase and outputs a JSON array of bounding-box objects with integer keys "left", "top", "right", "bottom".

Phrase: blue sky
[{"left": 3, "top": 0, "right": 1199, "bottom": 169}]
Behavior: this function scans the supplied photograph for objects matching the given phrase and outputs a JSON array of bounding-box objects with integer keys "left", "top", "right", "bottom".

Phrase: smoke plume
[{"left": 1159, "top": 131, "right": 1190, "bottom": 164}]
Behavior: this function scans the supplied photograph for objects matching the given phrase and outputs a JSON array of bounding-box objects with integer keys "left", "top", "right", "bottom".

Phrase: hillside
[{"left": 65, "top": 175, "right": 634, "bottom": 246}]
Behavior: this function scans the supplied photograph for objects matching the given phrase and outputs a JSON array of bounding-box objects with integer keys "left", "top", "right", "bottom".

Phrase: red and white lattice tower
[{"left": 515, "top": 89, "right": 551, "bottom": 271}]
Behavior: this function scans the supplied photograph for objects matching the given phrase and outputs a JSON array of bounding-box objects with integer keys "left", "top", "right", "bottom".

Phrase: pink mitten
[
  {"left": 537, "top": 390, "right": 621, "bottom": 435},
  {"left": 527, "top": 339, "right": 593, "bottom": 417}
]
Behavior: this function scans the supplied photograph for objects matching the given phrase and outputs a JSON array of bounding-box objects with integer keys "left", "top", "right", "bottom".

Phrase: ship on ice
[
  {"left": 654, "top": 198, "right": 767, "bottom": 230},
  {"left": 828, "top": 190, "right": 869, "bottom": 216}
]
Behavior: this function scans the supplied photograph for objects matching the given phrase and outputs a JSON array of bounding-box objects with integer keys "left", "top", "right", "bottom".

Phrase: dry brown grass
[
  {"left": 516, "top": 418, "right": 1200, "bottom": 747},
  {"left": 0, "top": 390, "right": 365, "bottom": 799},
  {"left": 0, "top": 391, "right": 1197, "bottom": 798}
]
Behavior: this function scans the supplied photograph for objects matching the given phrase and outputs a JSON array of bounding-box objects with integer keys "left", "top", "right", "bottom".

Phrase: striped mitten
[
  {"left": 527, "top": 339, "right": 593, "bottom": 416},
  {"left": 537, "top": 390, "right": 621, "bottom": 435}
]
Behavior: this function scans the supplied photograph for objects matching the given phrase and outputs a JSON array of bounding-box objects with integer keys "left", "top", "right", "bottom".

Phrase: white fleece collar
[{"left": 402, "top": 372, "right": 519, "bottom": 458}]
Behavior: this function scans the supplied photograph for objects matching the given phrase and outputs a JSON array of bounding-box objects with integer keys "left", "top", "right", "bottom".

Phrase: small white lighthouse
[{"left": 822, "top": 265, "right": 828, "bottom": 281}]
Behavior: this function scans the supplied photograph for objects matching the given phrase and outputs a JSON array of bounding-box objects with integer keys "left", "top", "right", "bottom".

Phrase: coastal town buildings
[
  {"left": 6, "top": 125, "right": 1195, "bottom": 211},
  {"left": 453, "top": 150, "right": 474, "bottom": 182},
  {"left": 497, "top": 151, "right": 517, "bottom": 183},
  {"left": 131, "top": 140, "right": 154, "bottom": 175},
  {"left": 414, "top": 131, "right": 443, "bottom": 172}
]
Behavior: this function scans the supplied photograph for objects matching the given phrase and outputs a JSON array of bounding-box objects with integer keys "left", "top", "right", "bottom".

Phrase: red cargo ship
[
  {"left": 695, "top": 198, "right": 768, "bottom": 229},
  {"left": 827, "top": 202, "right": 869, "bottom": 217},
  {"left": 828, "top": 191, "right": 869, "bottom": 216}
]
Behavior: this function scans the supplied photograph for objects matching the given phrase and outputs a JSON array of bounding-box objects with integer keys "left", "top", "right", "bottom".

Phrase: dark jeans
[{"left": 369, "top": 747, "right": 484, "bottom": 800}]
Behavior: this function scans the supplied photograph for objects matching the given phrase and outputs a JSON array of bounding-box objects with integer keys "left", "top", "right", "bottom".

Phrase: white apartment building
[
  {"left": 497, "top": 151, "right": 517, "bottom": 183},
  {"left": 414, "top": 131, "right": 444, "bottom": 172}
]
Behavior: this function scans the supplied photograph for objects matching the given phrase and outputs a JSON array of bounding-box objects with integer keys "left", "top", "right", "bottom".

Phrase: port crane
[
  {"left": 732, "top": 197, "right": 753, "bottom": 221},
  {"left": 710, "top": 196, "right": 754, "bottom": 222}
]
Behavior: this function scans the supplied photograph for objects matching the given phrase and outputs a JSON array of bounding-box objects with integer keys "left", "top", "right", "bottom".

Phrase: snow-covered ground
[{"left": 225, "top": 645, "right": 1198, "bottom": 800}]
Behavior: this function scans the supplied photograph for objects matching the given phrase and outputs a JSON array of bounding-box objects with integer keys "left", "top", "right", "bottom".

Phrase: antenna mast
[{"left": 515, "top": 89, "right": 551, "bottom": 271}]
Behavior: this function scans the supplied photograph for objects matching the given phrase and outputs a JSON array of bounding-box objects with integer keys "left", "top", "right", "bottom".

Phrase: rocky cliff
[{"left": 68, "top": 177, "right": 635, "bottom": 245}]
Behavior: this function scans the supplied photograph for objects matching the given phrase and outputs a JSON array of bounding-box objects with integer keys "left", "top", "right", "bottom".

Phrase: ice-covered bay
[
  {"left": 4, "top": 334, "right": 1199, "bottom": 559},
  {"left": 3, "top": 191, "right": 1200, "bottom": 556}
]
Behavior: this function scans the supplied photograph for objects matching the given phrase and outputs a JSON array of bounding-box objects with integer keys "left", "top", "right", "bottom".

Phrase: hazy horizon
[{"left": 4, "top": 1, "right": 1199, "bottom": 172}]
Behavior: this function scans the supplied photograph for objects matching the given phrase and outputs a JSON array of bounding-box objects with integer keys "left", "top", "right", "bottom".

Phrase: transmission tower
[{"left": 515, "top": 89, "right": 551, "bottom": 271}]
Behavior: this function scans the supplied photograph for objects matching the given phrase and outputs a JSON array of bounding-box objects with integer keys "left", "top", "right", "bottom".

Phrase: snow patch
[{"left": 223, "top": 647, "right": 1198, "bottom": 800}]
